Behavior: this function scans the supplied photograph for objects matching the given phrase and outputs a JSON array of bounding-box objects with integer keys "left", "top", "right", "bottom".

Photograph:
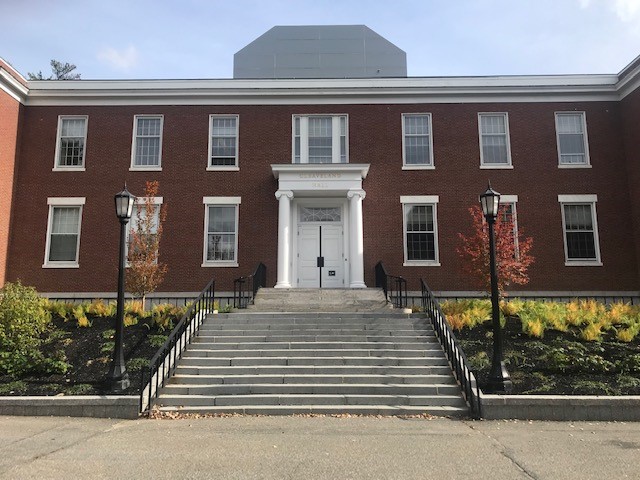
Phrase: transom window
[
  {"left": 299, "top": 207, "right": 341, "bottom": 222},
  {"left": 202, "top": 197, "right": 241, "bottom": 267},
  {"left": 402, "top": 114, "right": 433, "bottom": 168},
  {"left": 209, "top": 115, "right": 239, "bottom": 168},
  {"left": 556, "top": 112, "right": 589, "bottom": 166},
  {"left": 401, "top": 196, "right": 440, "bottom": 266},
  {"left": 55, "top": 116, "right": 87, "bottom": 169},
  {"left": 558, "top": 195, "right": 601, "bottom": 266},
  {"left": 131, "top": 115, "right": 163, "bottom": 169},
  {"left": 478, "top": 113, "right": 512, "bottom": 167},
  {"left": 43, "top": 198, "right": 85, "bottom": 268},
  {"left": 293, "top": 115, "right": 347, "bottom": 164}
]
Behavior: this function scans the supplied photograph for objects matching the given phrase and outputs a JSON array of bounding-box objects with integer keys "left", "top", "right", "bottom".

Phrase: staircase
[{"left": 152, "top": 289, "right": 468, "bottom": 416}]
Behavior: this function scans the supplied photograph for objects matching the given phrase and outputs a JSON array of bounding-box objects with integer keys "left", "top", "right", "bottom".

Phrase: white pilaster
[
  {"left": 348, "top": 189, "right": 366, "bottom": 288},
  {"left": 274, "top": 190, "right": 294, "bottom": 288}
]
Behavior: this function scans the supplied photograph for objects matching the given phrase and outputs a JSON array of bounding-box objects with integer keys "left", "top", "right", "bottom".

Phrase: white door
[{"left": 297, "top": 224, "right": 344, "bottom": 288}]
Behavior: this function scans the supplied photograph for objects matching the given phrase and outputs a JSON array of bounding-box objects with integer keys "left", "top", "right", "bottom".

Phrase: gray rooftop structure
[{"left": 234, "top": 25, "right": 407, "bottom": 79}]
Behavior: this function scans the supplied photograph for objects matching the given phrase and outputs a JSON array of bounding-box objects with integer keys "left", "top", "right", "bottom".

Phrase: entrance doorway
[{"left": 296, "top": 207, "right": 344, "bottom": 288}]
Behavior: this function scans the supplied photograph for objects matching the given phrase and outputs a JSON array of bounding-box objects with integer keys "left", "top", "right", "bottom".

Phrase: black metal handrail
[
  {"left": 374, "top": 261, "right": 407, "bottom": 308},
  {"left": 233, "top": 262, "right": 266, "bottom": 309},
  {"left": 139, "top": 278, "right": 215, "bottom": 413},
  {"left": 420, "top": 278, "right": 482, "bottom": 418}
]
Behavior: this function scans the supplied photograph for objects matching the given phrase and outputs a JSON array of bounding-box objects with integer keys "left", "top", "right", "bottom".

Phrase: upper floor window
[
  {"left": 54, "top": 116, "right": 87, "bottom": 170},
  {"left": 131, "top": 115, "right": 163, "bottom": 170},
  {"left": 478, "top": 113, "right": 512, "bottom": 168},
  {"left": 558, "top": 194, "right": 602, "bottom": 266},
  {"left": 400, "top": 196, "right": 440, "bottom": 266},
  {"left": 208, "top": 115, "right": 239, "bottom": 170},
  {"left": 43, "top": 197, "right": 85, "bottom": 268},
  {"left": 402, "top": 114, "right": 434, "bottom": 169},
  {"left": 555, "top": 112, "right": 590, "bottom": 167},
  {"left": 293, "top": 115, "right": 347, "bottom": 164}
]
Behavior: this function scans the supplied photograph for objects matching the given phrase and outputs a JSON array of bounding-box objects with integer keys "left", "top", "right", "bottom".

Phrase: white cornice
[
  {"left": 21, "top": 74, "right": 625, "bottom": 106},
  {"left": 0, "top": 67, "right": 28, "bottom": 103},
  {"left": 272, "top": 163, "right": 370, "bottom": 179}
]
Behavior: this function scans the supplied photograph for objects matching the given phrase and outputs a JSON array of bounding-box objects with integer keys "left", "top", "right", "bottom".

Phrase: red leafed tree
[
  {"left": 126, "top": 181, "right": 167, "bottom": 310},
  {"left": 457, "top": 205, "right": 534, "bottom": 295}
]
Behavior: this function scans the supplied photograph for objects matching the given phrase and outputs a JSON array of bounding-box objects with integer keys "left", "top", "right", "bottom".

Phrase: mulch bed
[
  {"left": 454, "top": 317, "right": 640, "bottom": 395},
  {"left": 0, "top": 315, "right": 163, "bottom": 396}
]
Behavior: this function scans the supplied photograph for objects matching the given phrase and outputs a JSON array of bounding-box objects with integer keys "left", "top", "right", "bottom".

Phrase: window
[
  {"left": 558, "top": 195, "right": 602, "bottom": 266},
  {"left": 499, "top": 195, "right": 519, "bottom": 258},
  {"left": 208, "top": 115, "right": 239, "bottom": 169},
  {"left": 202, "top": 197, "right": 241, "bottom": 267},
  {"left": 54, "top": 116, "right": 87, "bottom": 170},
  {"left": 131, "top": 115, "right": 163, "bottom": 169},
  {"left": 478, "top": 113, "right": 512, "bottom": 168},
  {"left": 43, "top": 197, "right": 85, "bottom": 268},
  {"left": 293, "top": 115, "right": 347, "bottom": 164},
  {"left": 402, "top": 114, "right": 433, "bottom": 168},
  {"left": 401, "top": 196, "right": 440, "bottom": 266},
  {"left": 556, "top": 112, "right": 590, "bottom": 167},
  {"left": 126, "top": 197, "right": 162, "bottom": 263}
]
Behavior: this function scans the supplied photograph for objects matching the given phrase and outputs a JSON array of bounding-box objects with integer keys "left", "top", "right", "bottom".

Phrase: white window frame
[
  {"left": 400, "top": 195, "right": 440, "bottom": 266},
  {"left": 292, "top": 114, "right": 348, "bottom": 164},
  {"left": 558, "top": 194, "right": 602, "bottom": 266},
  {"left": 53, "top": 115, "right": 88, "bottom": 171},
  {"left": 130, "top": 115, "right": 164, "bottom": 171},
  {"left": 207, "top": 114, "right": 239, "bottom": 171},
  {"left": 202, "top": 196, "right": 241, "bottom": 267},
  {"left": 555, "top": 112, "right": 591, "bottom": 168},
  {"left": 478, "top": 112, "right": 513, "bottom": 169},
  {"left": 500, "top": 195, "right": 519, "bottom": 259},
  {"left": 43, "top": 197, "right": 86, "bottom": 268},
  {"left": 402, "top": 113, "right": 434, "bottom": 170},
  {"left": 126, "top": 196, "right": 163, "bottom": 265}
]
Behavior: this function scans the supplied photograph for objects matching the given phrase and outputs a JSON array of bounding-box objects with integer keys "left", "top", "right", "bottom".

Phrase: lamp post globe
[
  {"left": 479, "top": 183, "right": 513, "bottom": 394},
  {"left": 107, "top": 184, "right": 135, "bottom": 392}
]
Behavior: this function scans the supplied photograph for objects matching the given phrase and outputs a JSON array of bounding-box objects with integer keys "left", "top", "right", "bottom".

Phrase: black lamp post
[
  {"left": 479, "top": 183, "right": 513, "bottom": 394},
  {"left": 106, "top": 184, "right": 135, "bottom": 392}
]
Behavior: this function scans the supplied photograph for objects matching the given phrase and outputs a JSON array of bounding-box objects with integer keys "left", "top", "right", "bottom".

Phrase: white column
[
  {"left": 348, "top": 189, "right": 366, "bottom": 288},
  {"left": 274, "top": 190, "right": 294, "bottom": 288}
]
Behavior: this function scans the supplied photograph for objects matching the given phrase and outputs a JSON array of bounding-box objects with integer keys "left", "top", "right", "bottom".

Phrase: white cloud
[
  {"left": 97, "top": 45, "right": 139, "bottom": 71},
  {"left": 614, "top": 0, "right": 640, "bottom": 21},
  {"left": 578, "top": 0, "right": 592, "bottom": 8}
]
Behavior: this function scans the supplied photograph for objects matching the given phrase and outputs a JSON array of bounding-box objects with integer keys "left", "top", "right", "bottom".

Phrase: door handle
[{"left": 317, "top": 257, "right": 325, "bottom": 268}]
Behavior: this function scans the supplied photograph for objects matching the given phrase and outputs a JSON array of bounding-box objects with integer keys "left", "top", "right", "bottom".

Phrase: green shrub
[
  {"left": 0, "top": 380, "right": 28, "bottom": 395},
  {"left": 126, "top": 357, "right": 149, "bottom": 373},
  {"left": 148, "top": 334, "right": 168, "bottom": 348},
  {"left": 0, "top": 282, "right": 52, "bottom": 377},
  {"left": 65, "top": 383, "right": 94, "bottom": 395}
]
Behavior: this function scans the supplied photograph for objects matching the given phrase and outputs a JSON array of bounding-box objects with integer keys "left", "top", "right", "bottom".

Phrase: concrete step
[
  {"left": 193, "top": 334, "right": 436, "bottom": 343},
  {"left": 248, "top": 288, "right": 393, "bottom": 313},
  {"left": 178, "top": 356, "right": 451, "bottom": 367},
  {"left": 157, "top": 393, "right": 467, "bottom": 407},
  {"left": 169, "top": 373, "right": 457, "bottom": 385},
  {"left": 153, "top": 404, "right": 468, "bottom": 416},
  {"left": 160, "top": 383, "right": 462, "bottom": 396},
  {"left": 174, "top": 365, "right": 456, "bottom": 376},
  {"left": 182, "top": 349, "right": 446, "bottom": 358},
  {"left": 189, "top": 341, "right": 440, "bottom": 350}
]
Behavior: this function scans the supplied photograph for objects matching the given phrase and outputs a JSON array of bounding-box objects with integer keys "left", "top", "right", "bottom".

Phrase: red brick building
[{"left": 1, "top": 27, "right": 639, "bottom": 300}]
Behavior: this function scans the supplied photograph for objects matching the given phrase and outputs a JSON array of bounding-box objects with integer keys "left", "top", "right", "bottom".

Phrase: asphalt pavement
[{"left": 1, "top": 414, "right": 639, "bottom": 479}]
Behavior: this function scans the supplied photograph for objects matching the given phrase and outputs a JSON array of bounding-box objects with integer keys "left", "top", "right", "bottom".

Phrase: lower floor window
[
  {"left": 44, "top": 198, "right": 85, "bottom": 268},
  {"left": 202, "top": 197, "right": 241, "bottom": 266},
  {"left": 559, "top": 195, "right": 601, "bottom": 265},
  {"left": 401, "top": 196, "right": 440, "bottom": 265}
]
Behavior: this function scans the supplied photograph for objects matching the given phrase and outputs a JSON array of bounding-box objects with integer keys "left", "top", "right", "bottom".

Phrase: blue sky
[{"left": 1, "top": 0, "right": 639, "bottom": 79}]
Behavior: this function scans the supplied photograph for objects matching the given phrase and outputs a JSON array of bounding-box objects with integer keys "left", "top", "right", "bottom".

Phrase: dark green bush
[{"left": 0, "top": 282, "right": 53, "bottom": 377}]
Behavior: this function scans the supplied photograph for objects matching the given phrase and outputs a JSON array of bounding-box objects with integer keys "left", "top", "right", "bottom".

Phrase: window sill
[
  {"left": 130, "top": 167, "right": 162, "bottom": 172},
  {"left": 480, "top": 164, "right": 513, "bottom": 169},
  {"left": 558, "top": 164, "right": 592, "bottom": 169},
  {"left": 206, "top": 166, "right": 240, "bottom": 172},
  {"left": 403, "top": 262, "right": 441, "bottom": 267},
  {"left": 42, "top": 263, "right": 79, "bottom": 269},
  {"left": 564, "top": 261, "right": 603, "bottom": 267},
  {"left": 201, "top": 262, "right": 239, "bottom": 268},
  {"left": 402, "top": 165, "right": 435, "bottom": 170},
  {"left": 52, "top": 167, "right": 86, "bottom": 172}
]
